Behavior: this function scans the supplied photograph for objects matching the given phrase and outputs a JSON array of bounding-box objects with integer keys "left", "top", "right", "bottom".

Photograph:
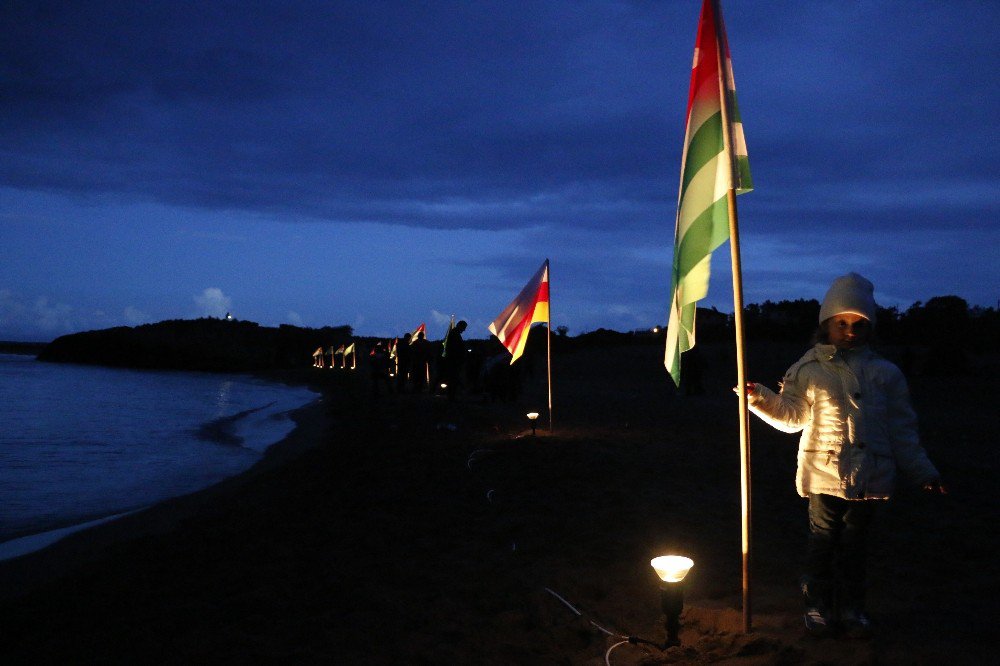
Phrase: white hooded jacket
[{"left": 747, "top": 344, "right": 939, "bottom": 500}]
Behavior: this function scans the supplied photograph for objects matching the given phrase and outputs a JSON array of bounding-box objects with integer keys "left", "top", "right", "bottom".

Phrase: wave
[{"left": 193, "top": 402, "right": 276, "bottom": 447}]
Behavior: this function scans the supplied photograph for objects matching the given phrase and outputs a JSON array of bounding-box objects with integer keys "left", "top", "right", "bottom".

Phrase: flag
[
  {"left": 408, "top": 323, "right": 426, "bottom": 344},
  {"left": 440, "top": 314, "right": 455, "bottom": 358},
  {"left": 344, "top": 342, "right": 355, "bottom": 355},
  {"left": 489, "top": 260, "right": 550, "bottom": 364},
  {"left": 665, "top": 0, "right": 752, "bottom": 386},
  {"left": 333, "top": 344, "right": 345, "bottom": 355}
]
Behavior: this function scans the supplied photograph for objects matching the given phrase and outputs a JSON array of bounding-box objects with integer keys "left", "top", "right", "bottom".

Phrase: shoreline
[
  {"left": 0, "top": 365, "right": 329, "bottom": 548},
  {"left": 0, "top": 376, "right": 338, "bottom": 601},
  {"left": 0, "top": 511, "right": 142, "bottom": 562}
]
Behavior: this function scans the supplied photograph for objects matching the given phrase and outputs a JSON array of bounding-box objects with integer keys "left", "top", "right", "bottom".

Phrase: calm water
[{"left": 0, "top": 354, "right": 317, "bottom": 543}]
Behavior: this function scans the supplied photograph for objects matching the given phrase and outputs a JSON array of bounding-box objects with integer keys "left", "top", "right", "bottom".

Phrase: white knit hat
[{"left": 818, "top": 273, "right": 877, "bottom": 324}]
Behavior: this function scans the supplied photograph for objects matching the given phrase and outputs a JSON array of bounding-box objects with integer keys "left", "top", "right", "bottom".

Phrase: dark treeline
[
  {"left": 559, "top": 296, "right": 997, "bottom": 351},
  {"left": 38, "top": 318, "right": 353, "bottom": 373},
  {"left": 32, "top": 296, "right": 996, "bottom": 376},
  {"left": 708, "top": 295, "right": 998, "bottom": 352},
  {"left": 551, "top": 295, "right": 997, "bottom": 379}
]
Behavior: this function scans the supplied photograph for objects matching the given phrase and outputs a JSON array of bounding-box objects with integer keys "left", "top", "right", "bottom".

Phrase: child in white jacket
[{"left": 743, "top": 273, "right": 945, "bottom": 638}]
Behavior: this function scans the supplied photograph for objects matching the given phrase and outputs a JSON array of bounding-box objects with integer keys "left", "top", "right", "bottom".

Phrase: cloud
[
  {"left": 2, "top": 0, "right": 996, "bottom": 242},
  {"left": 123, "top": 306, "right": 150, "bottom": 326},
  {"left": 430, "top": 310, "right": 453, "bottom": 326},
  {"left": 0, "top": 289, "right": 82, "bottom": 340},
  {"left": 193, "top": 288, "right": 232, "bottom": 318}
]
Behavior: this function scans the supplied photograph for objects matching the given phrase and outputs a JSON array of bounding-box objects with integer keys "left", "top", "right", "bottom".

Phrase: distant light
[{"left": 652, "top": 326, "right": 660, "bottom": 333}]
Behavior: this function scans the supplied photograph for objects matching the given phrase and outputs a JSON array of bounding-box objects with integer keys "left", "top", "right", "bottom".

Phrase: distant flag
[
  {"left": 664, "top": 0, "right": 752, "bottom": 386},
  {"left": 334, "top": 344, "right": 345, "bottom": 355},
  {"left": 408, "top": 323, "right": 426, "bottom": 344},
  {"left": 489, "top": 260, "right": 550, "bottom": 365},
  {"left": 344, "top": 342, "right": 355, "bottom": 355},
  {"left": 440, "top": 314, "right": 455, "bottom": 358}
]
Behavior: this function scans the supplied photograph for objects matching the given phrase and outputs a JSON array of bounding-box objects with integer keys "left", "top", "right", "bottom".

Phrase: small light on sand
[
  {"left": 527, "top": 412, "right": 539, "bottom": 436},
  {"left": 650, "top": 555, "right": 694, "bottom": 647}
]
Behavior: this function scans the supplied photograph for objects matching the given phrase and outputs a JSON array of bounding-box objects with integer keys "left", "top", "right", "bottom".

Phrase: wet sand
[{"left": 0, "top": 346, "right": 994, "bottom": 664}]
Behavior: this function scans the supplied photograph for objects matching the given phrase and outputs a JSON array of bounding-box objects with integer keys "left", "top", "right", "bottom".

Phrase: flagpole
[
  {"left": 545, "top": 259, "right": 553, "bottom": 432},
  {"left": 712, "top": 0, "right": 752, "bottom": 635}
]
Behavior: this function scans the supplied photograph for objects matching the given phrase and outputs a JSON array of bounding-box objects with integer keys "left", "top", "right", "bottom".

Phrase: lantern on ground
[
  {"left": 526, "top": 412, "right": 539, "bottom": 436},
  {"left": 650, "top": 555, "right": 694, "bottom": 647}
]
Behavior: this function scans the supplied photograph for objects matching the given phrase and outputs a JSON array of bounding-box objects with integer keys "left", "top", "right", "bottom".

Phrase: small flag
[
  {"left": 408, "top": 323, "right": 426, "bottom": 344},
  {"left": 344, "top": 342, "right": 355, "bottom": 355},
  {"left": 665, "top": 0, "right": 752, "bottom": 386},
  {"left": 334, "top": 344, "right": 345, "bottom": 355},
  {"left": 489, "top": 260, "right": 550, "bottom": 365},
  {"left": 440, "top": 314, "right": 455, "bottom": 358}
]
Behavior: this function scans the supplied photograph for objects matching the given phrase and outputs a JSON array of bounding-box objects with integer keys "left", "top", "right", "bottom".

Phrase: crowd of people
[{"left": 356, "top": 321, "right": 526, "bottom": 402}]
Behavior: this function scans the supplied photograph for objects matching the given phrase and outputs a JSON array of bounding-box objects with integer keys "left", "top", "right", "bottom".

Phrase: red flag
[
  {"left": 488, "top": 260, "right": 550, "bottom": 364},
  {"left": 408, "top": 322, "right": 426, "bottom": 343}
]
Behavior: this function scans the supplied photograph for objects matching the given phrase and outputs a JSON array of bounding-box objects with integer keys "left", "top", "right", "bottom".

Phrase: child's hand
[
  {"left": 922, "top": 479, "right": 948, "bottom": 495},
  {"left": 732, "top": 382, "right": 757, "bottom": 396}
]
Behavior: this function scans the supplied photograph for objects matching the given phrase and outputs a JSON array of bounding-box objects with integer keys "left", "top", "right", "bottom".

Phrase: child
[{"left": 742, "top": 273, "right": 945, "bottom": 638}]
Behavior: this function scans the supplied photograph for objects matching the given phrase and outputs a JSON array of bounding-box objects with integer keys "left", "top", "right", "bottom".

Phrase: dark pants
[{"left": 802, "top": 493, "right": 881, "bottom": 614}]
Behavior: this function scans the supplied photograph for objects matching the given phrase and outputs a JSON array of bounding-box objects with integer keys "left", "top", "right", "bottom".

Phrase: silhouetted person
[
  {"left": 395, "top": 333, "right": 412, "bottom": 393},
  {"left": 369, "top": 341, "right": 392, "bottom": 398},
  {"left": 410, "top": 332, "right": 431, "bottom": 393},
  {"left": 441, "top": 320, "right": 468, "bottom": 400}
]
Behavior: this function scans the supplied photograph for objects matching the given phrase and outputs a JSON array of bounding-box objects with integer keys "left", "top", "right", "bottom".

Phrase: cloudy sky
[{"left": 3, "top": 0, "right": 997, "bottom": 342}]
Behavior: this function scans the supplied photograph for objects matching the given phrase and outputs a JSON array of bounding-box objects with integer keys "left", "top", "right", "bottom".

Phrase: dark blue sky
[{"left": 3, "top": 1, "right": 997, "bottom": 341}]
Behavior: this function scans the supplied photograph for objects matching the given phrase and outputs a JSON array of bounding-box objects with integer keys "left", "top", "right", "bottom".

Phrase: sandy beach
[{"left": 0, "top": 345, "right": 995, "bottom": 664}]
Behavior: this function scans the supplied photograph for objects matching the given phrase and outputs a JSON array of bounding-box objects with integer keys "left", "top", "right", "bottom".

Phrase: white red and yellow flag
[{"left": 488, "top": 260, "right": 550, "bottom": 365}]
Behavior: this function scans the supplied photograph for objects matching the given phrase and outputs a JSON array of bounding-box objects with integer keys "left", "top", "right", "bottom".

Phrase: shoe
[
  {"left": 803, "top": 607, "right": 832, "bottom": 636},
  {"left": 841, "top": 609, "right": 872, "bottom": 639}
]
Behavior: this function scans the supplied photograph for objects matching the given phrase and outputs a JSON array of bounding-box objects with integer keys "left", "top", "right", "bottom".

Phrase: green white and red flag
[
  {"left": 408, "top": 323, "right": 426, "bottom": 344},
  {"left": 665, "top": 0, "right": 752, "bottom": 386},
  {"left": 489, "top": 259, "right": 550, "bottom": 364}
]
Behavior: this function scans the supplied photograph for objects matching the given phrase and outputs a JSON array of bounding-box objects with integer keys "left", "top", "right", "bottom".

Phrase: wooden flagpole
[
  {"left": 545, "top": 259, "right": 553, "bottom": 432},
  {"left": 712, "top": 0, "right": 753, "bottom": 634}
]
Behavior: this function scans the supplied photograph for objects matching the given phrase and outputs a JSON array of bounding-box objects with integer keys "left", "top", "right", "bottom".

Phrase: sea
[{"left": 0, "top": 353, "right": 318, "bottom": 552}]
